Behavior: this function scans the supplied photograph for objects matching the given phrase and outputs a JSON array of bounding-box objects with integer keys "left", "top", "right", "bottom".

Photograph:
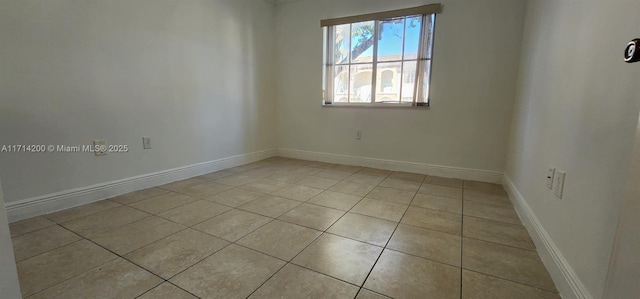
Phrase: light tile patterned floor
[{"left": 9, "top": 157, "right": 561, "bottom": 299}]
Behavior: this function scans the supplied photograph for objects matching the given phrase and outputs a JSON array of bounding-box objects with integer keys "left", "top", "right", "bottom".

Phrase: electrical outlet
[
  {"left": 356, "top": 130, "right": 362, "bottom": 140},
  {"left": 93, "top": 140, "right": 107, "bottom": 156},
  {"left": 142, "top": 136, "right": 151, "bottom": 149},
  {"left": 554, "top": 171, "right": 566, "bottom": 199},
  {"left": 546, "top": 167, "right": 555, "bottom": 190}
]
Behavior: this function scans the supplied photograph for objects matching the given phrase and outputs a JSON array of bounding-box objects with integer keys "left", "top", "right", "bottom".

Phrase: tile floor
[{"left": 9, "top": 157, "right": 560, "bottom": 299}]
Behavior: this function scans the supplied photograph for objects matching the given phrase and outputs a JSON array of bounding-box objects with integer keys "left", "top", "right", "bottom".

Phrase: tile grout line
[
  {"left": 352, "top": 173, "right": 419, "bottom": 299},
  {"left": 23, "top": 225, "right": 169, "bottom": 299},
  {"left": 461, "top": 268, "right": 560, "bottom": 294},
  {"left": 460, "top": 181, "right": 466, "bottom": 299},
  {"left": 247, "top": 168, "right": 389, "bottom": 299},
  {"left": 14, "top": 159, "right": 527, "bottom": 298}
]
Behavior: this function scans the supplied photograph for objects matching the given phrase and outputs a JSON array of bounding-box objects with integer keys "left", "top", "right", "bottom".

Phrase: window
[{"left": 322, "top": 4, "right": 441, "bottom": 107}]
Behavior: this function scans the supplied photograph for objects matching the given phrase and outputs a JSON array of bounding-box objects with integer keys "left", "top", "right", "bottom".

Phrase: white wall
[
  {"left": 0, "top": 181, "right": 22, "bottom": 298},
  {"left": 275, "top": 0, "right": 526, "bottom": 173},
  {"left": 0, "top": 0, "right": 277, "bottom": 204},
  {"left": 505, "top": 0, "right": 640, "bottom": 297},
  {"left": 604, "top": 112, "right": 640, "bottom": 299}
]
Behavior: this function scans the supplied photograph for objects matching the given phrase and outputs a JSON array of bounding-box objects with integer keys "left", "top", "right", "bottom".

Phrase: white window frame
[{"left": 321, "top": 4, "right": 441, "bottom": 108}]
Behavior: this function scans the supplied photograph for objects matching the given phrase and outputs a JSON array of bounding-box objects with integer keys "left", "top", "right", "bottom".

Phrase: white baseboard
[
  {"left": 5, "top": 148, "right": 277, "bottom": 223},
  {"left": 277, "top": 148, "right": 503, "bottom": 183},
  {"left": 502, "top": 175, "right": 592, "bottom": 299}
]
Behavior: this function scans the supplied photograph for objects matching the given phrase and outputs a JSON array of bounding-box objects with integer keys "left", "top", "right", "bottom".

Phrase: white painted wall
[
  {"left": 274, "top": 0, "right": 526, "bottom": 173},
  {"left": 505, "top": 0, "right": 640, "bottom": 297},
  {"left": 604, "top": 112, "right": 640, "bottom": 299},
  {"left": 0, "top": 0, "right": 277, "bottom": 204},
  {"left": 0, "top": 181, "right": 22, "bottom": 298}
]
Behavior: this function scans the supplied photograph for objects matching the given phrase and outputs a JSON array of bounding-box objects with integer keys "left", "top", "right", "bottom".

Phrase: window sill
[{"left": 321, "top": 102, "right": 430, "bottom": 109}]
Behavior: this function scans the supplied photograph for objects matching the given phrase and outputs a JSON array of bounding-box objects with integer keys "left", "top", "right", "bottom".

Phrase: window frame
[{"left": 321, "top": 4, "right": 441, "bottom": 108}]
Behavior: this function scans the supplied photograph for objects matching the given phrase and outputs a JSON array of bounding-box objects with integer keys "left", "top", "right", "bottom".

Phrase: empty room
[{"left": 1, "top": 0, "right": 639, "bottom": 298}]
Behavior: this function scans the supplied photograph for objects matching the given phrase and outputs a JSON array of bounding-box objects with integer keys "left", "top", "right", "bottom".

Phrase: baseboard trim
[
  {"left": 5, "top": 148, "right": 277, "bottom": 222},
  {"left": 277, "top": 148, "right": 503, "bottom": 183},
  {"left": 502, "top": 175, "right": 592, "bottom": 299}
]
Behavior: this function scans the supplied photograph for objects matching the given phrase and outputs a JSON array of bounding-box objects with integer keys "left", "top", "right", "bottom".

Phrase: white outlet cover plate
[
  {"left": 554, "top": 171, "right": 565, "bottom": 199},
  {"left": 142, "top": 137, "right": 151, "bottom": 149},
  {"left": 547, "top": 167, "right": 555, "bottom": 190}
]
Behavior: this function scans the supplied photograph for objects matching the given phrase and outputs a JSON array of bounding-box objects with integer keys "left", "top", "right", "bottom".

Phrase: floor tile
[
  {"left": 237, "top": 220, "right": 321, "bottom": 260},
  {"left": 345, "top": 173, "right": 385, "bottom": 185},
  {"left": 388, "top": 224, "right": 461, "bottom": 266},
  {"left": 463, "top": 216, "right": 535, "bottom": 250},
  {"left": 129, "top": 192, "right": 198, "bottom": 215},
  {"left": 179, "top": 181, "right": 234, "bottom": 198},
  {"left": 205, "top": 188, "right": 265, "bottom": 207},
  {"left": 304, "top": 161, "right": 335, "bottom": 168},
  {"left": 170, "top": 244, "right": 285, "bottom": 299},
  {"left": 308, "top": 191, "right": 363, "bottom": 211},
  {"left": 316, "top": 169, "right": 354, "bottom": 180},
  {"left": 356, "top": 289, "right": 392, "bottom": 299},
  {"left": 279, "top": 203, "right": 345, "bottom": 231},
  {"left": 193, "top": 209, "right": 271, "bottom": 242},
  {"left": 9, "top": 158, "right": 554, "bottom": 299},
  {"left": 388, "top": 171, "right": 425, "bottom": 183},
  {"left": 238, "top": 195, "right": 301, "bottom": 218},
  {"left": 290, "top": 166, "right": 324, "bottom": 176},
  {"left": 296, "top": 176, "right": 340, "bottom": 189},
  {"left": 110, "top": 187, "right": 169, "bottom": 205},
  {"left": 125, "top": 229, "right": 229, "bottom": 279},
  {"left": 379, "top": 178, "right": 421, "bottom": 192},
  {"left": 159, "top": 200, "right": 231, "bottom": 226},
  {"left": 463, "top": 181, "right": 507, "bottom": 195},
  {"left": 266, "top": 173, "right": 307, "bottom": 184},
  {"left": 464, "top": 189, "right": 512, "bottom": 206},
  {"left": 138, "top": 283, "right": 198, "bottom": 299},
  {"left": 242, "top": 179, "right": 290, "bottom": 193},
  {"left": 214, "top": 173, "right": 261, "bottom": 186},
  {"left": 194, "top": 170, "right": 235, "bottom": 181},
  {"left": 331, "top": 164, "right": 363, "bottom": 173},
  {"left": 292, "top": 234, "right": 382, "bottom": 285},
  {"left": 88, "top": 216, "right": 185, "bottom": 255},
  {"left": 28, "top": 258, "right": 161, "bottom": 299},
  {"left": 418, "top": 183, "right": 463, "bottom": 199},
  {"left": 463, "top": 201, "right": 521, "bottom": 224},
  {"left": 356, "top": 167, "right": 392, "bottom": 177},
  {"left": 62, "top": 206, "right": 149, "bottom": 238},
  {"left": 328, "top": 181, "right": 376, "bottom": 196},
  {"left": 425, "top": 175, "right": 463, "bottom": 188},
  {"left": 367, "top": 186, "right": 415, "bottom": 204},
  {"left": 271, "top": 184, "right": 323, "bottom": 201},
  {"left": 9, "top": 216, "right": 55, "bottom": 237},
  {"left": 402, "top": 206, "right": 462, "bottom": 235},
  {"left": 462, "top": 270, "right": 560, "bottom": 299},
  {"left": 327, "top": 213, "right": 397, "bottom": 246},
  {"left": 249, "top": 264, "right": 359, "bottom": 298},
  {"left": 462, "top": 238, "right": 556, "bottom": 292},
  {"left": 412, "top": 193, "right": 462, "bottom": 214},
  {"left": 351, "top": 198, "right": 408, "bottom": 222},
  {"left": 11, "top": 225, "right": 81, "bottom": 261},
  {"left": 16, "top": 240, "right": 117, "bottom": 297},
  {"left": 159, "top": 178, "right": 207, "bottom": 191},
  {"left": 227, "top": 163, "right": 266, "bottom": 173},
  {"left": 45, "top": 200, "right": 121, "bottom": 223},
  {"left": 364, "top": 249, "right": 460, "bottom": 299}
]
